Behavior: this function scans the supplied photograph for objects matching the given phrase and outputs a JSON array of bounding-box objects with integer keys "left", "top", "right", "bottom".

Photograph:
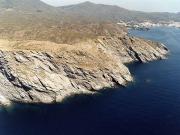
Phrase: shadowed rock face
[{"left": 0, "top": 31, "right": 168, "bottom": 106}]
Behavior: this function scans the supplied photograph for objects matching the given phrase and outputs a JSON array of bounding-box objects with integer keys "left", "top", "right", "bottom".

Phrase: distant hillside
[
  {"left": 0, "top": 0, "right": 179, "bottom": 43},
  {"left": 0, "top": 0, "right": 56, "bottom": 11},
  {"left": 60, "top": 1, "right": 180, "bottom": 22},
  {"left": 0, "top": 0, "right": 179, "bottom": 23},
  {"left": 0, "top": 0, "right": 179, "bottom": 24},
  {"left": 0, "top": 0, "right": 70, "bottom": 31}
]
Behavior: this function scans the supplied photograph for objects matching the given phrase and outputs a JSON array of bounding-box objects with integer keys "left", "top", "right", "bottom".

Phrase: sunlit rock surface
[{"left": 0, "top": 32, "right": 168, "bottom": 106}]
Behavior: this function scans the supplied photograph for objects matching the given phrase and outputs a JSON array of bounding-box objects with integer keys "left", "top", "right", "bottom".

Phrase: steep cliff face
[{"left": 0, "top": 34, "right": 168, "bottom": 106}]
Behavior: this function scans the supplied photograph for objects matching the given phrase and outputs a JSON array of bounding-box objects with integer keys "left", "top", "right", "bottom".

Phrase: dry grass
[
  {"left": 0, "top": 22, "right": 127, "bottom": 44},
  {"left": 0, "top": 38, "right": 118, "bottom": 71}
]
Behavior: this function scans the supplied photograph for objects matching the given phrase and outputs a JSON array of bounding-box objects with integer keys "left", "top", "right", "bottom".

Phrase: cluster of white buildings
[{"left": 117, "top": 20, "right": 180, "bottom": 30}]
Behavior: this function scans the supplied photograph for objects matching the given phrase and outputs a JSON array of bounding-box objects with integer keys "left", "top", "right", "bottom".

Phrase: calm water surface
[{"left": 0, "top": 27, "right": 180, "bottom": 135}]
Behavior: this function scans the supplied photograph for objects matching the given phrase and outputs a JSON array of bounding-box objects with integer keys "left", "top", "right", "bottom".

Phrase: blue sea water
[{"left": 0, "top": 27, "right": 180, "bottom": 135}]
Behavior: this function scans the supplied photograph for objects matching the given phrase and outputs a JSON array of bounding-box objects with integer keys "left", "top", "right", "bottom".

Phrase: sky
[{"left": 41, "top": 0, "right": 180, "bottom": 13}]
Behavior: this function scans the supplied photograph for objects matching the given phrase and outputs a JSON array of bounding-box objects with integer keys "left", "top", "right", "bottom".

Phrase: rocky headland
[
  {"left": 0, "top": 24, "right": 169, "bottom": 106},
  {"left": 0, "top": 0, "right": 171, "bottom": 106}
]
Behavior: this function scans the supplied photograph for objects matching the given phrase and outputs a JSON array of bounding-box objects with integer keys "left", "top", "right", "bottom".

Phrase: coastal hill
[
  {"left": 0, "top": 0, "right": 179, "bottom": 43},
  {"left": 0, "top": 1, "right": 179, "bottom": 22},
  {"left": 0, "top": 0, "right": 169, "bottom": 106},
  {"left": 0, "top": 27, "right": 168, "bottom": 106},
  {"left": 60, "top": 1, "right": 180, "bottom": 22}
]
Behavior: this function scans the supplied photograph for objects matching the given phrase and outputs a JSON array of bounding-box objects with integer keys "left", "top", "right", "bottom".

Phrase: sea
[{"left": 0, "top": 27, "right": 180, "bottom": 135}]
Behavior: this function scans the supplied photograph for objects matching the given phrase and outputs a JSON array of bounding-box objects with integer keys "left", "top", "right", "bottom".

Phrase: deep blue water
[{"left": 0, "top": 27, "right": 180, "bottom": 135}]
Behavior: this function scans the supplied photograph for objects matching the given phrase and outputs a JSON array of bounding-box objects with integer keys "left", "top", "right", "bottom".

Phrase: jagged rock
[{"left": 0, "top": 32, "right": 168, "bottom": 106}]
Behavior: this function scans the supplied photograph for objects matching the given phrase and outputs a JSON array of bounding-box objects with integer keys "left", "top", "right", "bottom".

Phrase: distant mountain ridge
[
  {"left": 0, "top": 0, "right": 179, "bottom": 43},
  {"left": 59, "top": 1, "right": 180, "bottom": 22},
  {"left": 0, "top": 0, "right": 179, "bottom": 23},
  {"left": 0, "top": 0, "right": 52, "bottom": 11}
]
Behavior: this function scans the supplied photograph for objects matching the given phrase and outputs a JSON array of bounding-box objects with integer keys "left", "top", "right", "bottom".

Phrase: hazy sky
[{"left": 41, "top": 0, "right": 180, "bottom": 13}]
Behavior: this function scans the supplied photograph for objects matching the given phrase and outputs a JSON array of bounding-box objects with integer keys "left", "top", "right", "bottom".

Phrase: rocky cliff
[
  {"left": 0, "top": 0, "right": 170, "bottom": 107},
  {"left": 0, "top": 31, "right": 168, "bottom": 106}
]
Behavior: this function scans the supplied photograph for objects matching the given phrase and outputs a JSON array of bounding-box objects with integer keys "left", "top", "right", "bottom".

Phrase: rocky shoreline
[{"left": 0, "top": 31, "right": 169, "bottom": 107}]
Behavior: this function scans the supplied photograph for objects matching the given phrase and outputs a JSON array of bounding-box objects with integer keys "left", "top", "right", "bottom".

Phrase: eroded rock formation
[{"left": 0, "top": 32, "right": 168, "bottom": 106}]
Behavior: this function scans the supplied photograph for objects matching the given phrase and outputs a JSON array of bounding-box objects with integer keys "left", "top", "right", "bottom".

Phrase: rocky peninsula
[
  {"left": 0, "top": 24, "right": 168, "bottom": 106},
  {"left": 0, "top": 0, "right": 171, "bottom": 106}
]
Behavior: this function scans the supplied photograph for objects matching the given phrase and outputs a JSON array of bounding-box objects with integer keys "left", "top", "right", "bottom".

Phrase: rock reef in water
[{"left": 0, "top": 26, "right": 168, "bottom": 106}]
